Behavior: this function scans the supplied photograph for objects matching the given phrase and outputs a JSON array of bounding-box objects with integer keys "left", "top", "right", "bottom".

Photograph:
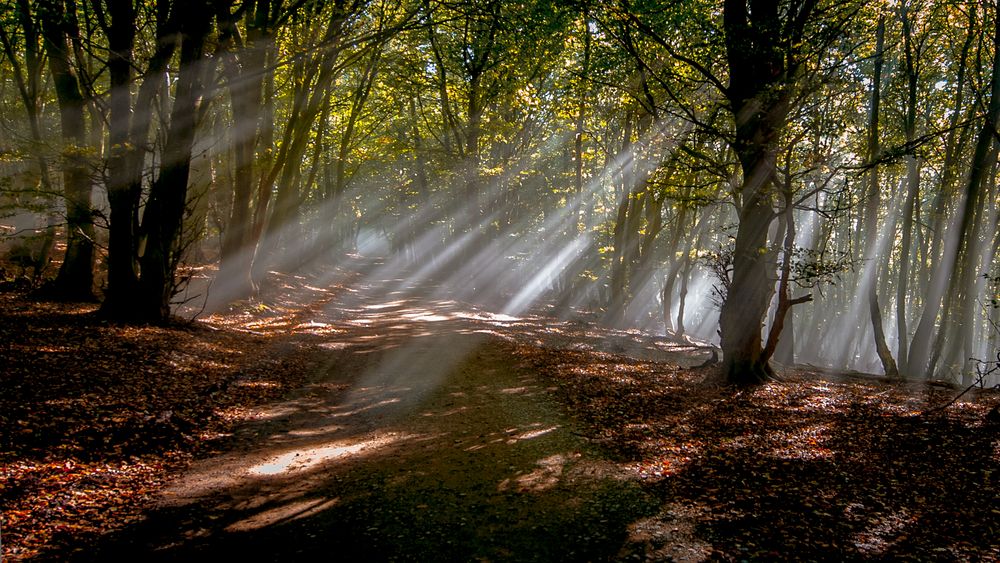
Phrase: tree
[
  {"left": 910, "top": 1, "right": 1000, "bottom": 380},
  {"left": 99, "top": 0, "right": 179, "bottom": 319},
  {"left": 93, "top": 0, "right": 215, "bottom": 321},
  {"left": 717, "top": 0, "right": 823, "bottom": 384},
  {"left": 214, "top": 0, "right": 282, "bottom": 299},
  {"left": 132, "top": 0, "right": 214, "bottom": 320},
  {"left": 0, "top": 0, "right": 58, "bottom": 281},
  {"left": 861, "top": 13, "right": 898, "bottom": 377},
  {"left": 37, "top": 0, "right": 95, "bottom": 299}
]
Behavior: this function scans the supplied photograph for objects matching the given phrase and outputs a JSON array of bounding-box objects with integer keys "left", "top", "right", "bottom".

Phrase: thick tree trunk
[
  {"left": 101, "top": 3, "right": 178, "bottom": 319},
  {"left": 719, "top": 0, "right": 812, "bottom": 384},
  {"left": 720, "top": 189, "right": 777, "bottom": 384}
]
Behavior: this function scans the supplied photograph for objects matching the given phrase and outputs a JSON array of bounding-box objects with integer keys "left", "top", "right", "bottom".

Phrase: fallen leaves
[
  {"left": 516, "top": 344, "right": 1000, "bottom": 560},
  {"left": 0, "top": 293, "right": 322, "bottom": 561},
  {"left": 2, "top": 277, "right": 1000, "bottom": 561}
]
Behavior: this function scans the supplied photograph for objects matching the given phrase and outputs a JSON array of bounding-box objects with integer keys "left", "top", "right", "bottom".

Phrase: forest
[{"left": 1, "top": 0, "right": 1000, "bottom": 560}]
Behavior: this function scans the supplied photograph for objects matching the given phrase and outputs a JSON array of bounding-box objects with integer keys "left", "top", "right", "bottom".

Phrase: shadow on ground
[{"left": 76, "top": 312, "right": 660, "bottom": 562}]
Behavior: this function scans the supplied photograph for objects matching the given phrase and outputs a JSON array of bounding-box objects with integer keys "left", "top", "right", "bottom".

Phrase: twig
[{"left": 920, "top": 356, "right": 996, "bottom": 417}]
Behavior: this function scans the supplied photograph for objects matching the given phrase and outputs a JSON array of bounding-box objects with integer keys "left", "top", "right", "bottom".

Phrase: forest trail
[
  {"left": 5, "top": 269, "right": 998, "bottom": 561},
  {"left": 83, "top": 284, "right": 700, "bottom": 561}
]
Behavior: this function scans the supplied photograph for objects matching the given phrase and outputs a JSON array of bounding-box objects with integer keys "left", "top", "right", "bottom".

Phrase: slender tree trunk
[
  {"left": 257, "top": 13, "right": 349, "bottom": 271},
  {"left": 331, "top": 47, "right": 380, "bottom": 250},
  {"left": 909, "top": 1, "right": 1000, "bottom": 377},
  {"left": 861, "top": 15, "right": 898, "bottom": 377},
  {"left": 573, "top": 9, "right": 592, "bottom": 231},
  {"left": 606, "top": 112, "right": 635, "bottom": 323},
  {"left": 675, "top": 255, "right": 692, "bottom": 338},
  {"left": 893, "top": 4, "right": 923, "bottom": 374},
  {"left": 762, "top": 177, "right": 812, "bottom": 364},
  {"left": 217, "top": 2, "right": 273, "bottom": 300},
  {"left": 895, "top": 156, "right": 920, "bottom": 373},
  {"left": 405, "top": 96, "right": 429, "bottom": 261},
  {"left": 39, "top": 0, "right": 95, "bottom": 299},
  {"left": 675, "top": 211, "right": 708, "bottom": 339},
  {"left": 135, "top": 3, "right": 212, "bottom": 321},
  {"left": 0, "top": 3, "right": 59, "bottom": 276},
  {"left": 660, "top": 205, "right": 688, "bottom": 333}
]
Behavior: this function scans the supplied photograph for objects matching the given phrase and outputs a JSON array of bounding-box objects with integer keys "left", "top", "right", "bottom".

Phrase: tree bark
[
  {"left": 101, "top": 0, "right": 179, "bottom": 319},
  {"left": 134, "top": 1, "right": 213, "bottom": 321},
  {"left": 0, "top": 1, "right": 59, "bottom": 277},
  {"left": 39, "top": 0, "right": 95, "bottom": 299},
  {"left": 762, "top": 177, "right": 812, "bottom": 364},
  {"left": 719, "top": 0, "right": 814, "bottom": 384},
  {"left": 216, "top": 0, "right": 274, "bottom": 300},
  {"left": 573, "top": 9, "right": 592, "bottom": 232},
  {"left": 861, "top": 15, "right": 898, "bottom": 376},
  {"left": 908, "top": 1, "right": 1000, "bottom": 378}
]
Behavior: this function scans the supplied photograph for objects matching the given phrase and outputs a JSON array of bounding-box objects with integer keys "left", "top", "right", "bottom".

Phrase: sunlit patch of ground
[
  {"left": 248, "top": 432, "right": 414, "bottom": 476},
  {"left": 0, "top": 292, "right": 323, "bottom": 560},
  {"left": 4, "top": 267, "right": 1000, "bottom": 560},
  {"left": 521, "top": 343, "right": 1000, "bottom": 560},
  {"left": 223, "top": 496, "right": 340, "bottom": 532}
]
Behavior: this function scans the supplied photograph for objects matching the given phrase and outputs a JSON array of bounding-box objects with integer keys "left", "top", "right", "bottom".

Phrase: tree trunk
[
  {"left": 606, "top": 112, "right": 635, "bottom": 323},
  {"left": 404, "top": 96, "right": 429, "bottom": 262},
  {"left": 39, "top": 0, "right": 95, "bottom": 299},
  {"left": 217, "top": 2, "right": 273, "bottom": 300},
  {"left": 762, "top": 173, "right": 812, "bottom": 365},
  {"left": 719, "top": 0, "right": 812, "bottom": 384},
  {"left": 939, "top": 147, "right": 995, "bottom": 382},
  {"left": 256, "top": 13, "right": 348, "bottom": 272},
  {"left": 862, "top": 15, "right": 898, "bottom": 377},
  {"left": 895, "top": 155, "right": 920, "bottom": 373},
  {"left": 894, "top": 3, "right": 922, "bottom": 375},
  {"left": 134, "top": 3, "right": 212, "bottom": 321},
  {"left": 573, "top": 10, "right": 592, "bottom": 232},
  {"left": 660, "top": 204, "right": 688, "bottom": 333},
  {"left": 908, "top": 1, "right": 1000, "bottom": 378},
  {"left": 0, "top": 2, "right": 59, "bottom": 277},
  {"left": 101, "top": 1, "right": 178, "bottom": 319}
]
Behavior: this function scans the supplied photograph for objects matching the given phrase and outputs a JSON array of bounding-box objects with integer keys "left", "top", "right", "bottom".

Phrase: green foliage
[{"left": 788, "top": 246, "right": 854, "bottom": 288}]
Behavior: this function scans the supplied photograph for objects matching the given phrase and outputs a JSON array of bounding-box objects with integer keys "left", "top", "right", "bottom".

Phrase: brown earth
[{"left": 2, "top": 266, "right": 999, "bottom": 561}]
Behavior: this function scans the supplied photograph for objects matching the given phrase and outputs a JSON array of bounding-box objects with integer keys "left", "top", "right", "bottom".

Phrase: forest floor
[{"left": 2, "top": 261, "right": 1000, "bottom": 561}]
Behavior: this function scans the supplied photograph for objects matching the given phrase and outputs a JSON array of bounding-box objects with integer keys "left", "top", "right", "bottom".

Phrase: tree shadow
[
  {"left": 71, "top": 325, "right": 660, "bottom": 562},
  {"left": 539, "top": 356, "right": 1000, "bottom": 560}
]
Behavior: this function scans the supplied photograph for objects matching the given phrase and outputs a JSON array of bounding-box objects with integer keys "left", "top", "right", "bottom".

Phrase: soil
[
  {"left": 3, "top": 265, "right": 999, "bottom": 561},
  {"left": 87, "top": 336, "right": 658, "bottom": 561}
]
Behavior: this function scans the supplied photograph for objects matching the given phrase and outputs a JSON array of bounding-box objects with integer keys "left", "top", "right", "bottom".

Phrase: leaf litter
[{"left": 1, "top": 271, "right": 999, "bottom": 561}]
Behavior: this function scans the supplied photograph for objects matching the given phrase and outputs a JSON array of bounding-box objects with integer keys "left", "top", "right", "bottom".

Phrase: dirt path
[
  {"left": 11, "top": 276, "right": 997, "bottom": 561},
  {"left": 82, "top": 298, "right": 664, "bottom": 561}
]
